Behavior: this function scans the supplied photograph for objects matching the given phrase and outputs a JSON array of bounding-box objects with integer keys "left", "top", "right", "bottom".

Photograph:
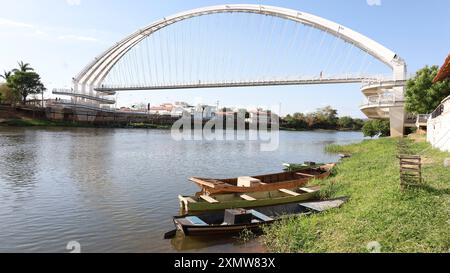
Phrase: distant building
[
  {"left": 149, "top": 103, "right": 173, "bottom": 116},
  {"left": 195, "top": 104, "right": 217, "bottom": 119},
  {"left": 247, "top": 109, "right": 280, "bottom": 125}
]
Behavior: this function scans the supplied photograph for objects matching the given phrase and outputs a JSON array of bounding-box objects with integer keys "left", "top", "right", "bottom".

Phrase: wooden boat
[
  {"left": 282, "top": 162, "right": 325, "bottom": 172},
  {"left": 190, "top": 163, "right": 335, "bottom": 195},
  {"left": 178, "top": 186, "right": 321, "bottom": 213},
  {"left": 169, "top": 197, "right": 348, "bottom": 237}
]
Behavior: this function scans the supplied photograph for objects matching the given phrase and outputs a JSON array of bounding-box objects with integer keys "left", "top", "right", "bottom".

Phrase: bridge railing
[
  {"left": 361, "top": 93, "right": 403, "bottom": 107},
  {"left": 97, "top": 74, "right": 391, "bottom": 91},
  {"left": 49, "top": 99, "right": 116, "bottom": 112},
  {"left": 52, "top": 88, "right": 116, "bottom": 104},
  {"left": 416, "top": 114, "right": 430, "bottom": 126}
]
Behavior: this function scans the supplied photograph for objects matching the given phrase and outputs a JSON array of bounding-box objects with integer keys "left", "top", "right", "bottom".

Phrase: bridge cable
[
  {"left": 330, "top": 41, "right": 350, "bottom": 78},
  {"left": 323, "top": 35, "right": 341, "bottom": 76},
  {"left": 296, "top": 25, "right": 312, "bottom": 78},
  {"left": 271, "top": 18, "right": 290, "bottom": 81},
  {"left": 166, "top": 26, "right": 173, "bottom": 85},
  {"left": 340, "top": 43, "right": 356, "bottom": 77},
  {"left": 239, "top": 13, "right": 256, "bottom": 83},
  {"left": 263, "top": 15, "right": 279, "bottom": 80},
  {"left": 357, "top": 52, "right": 370, "bottom": 78},
  {"left": 158, "top": 29, "right": 165, "bottom": 85},
  {"left": 253, "top": 14, "right": 268, "bottom": 82},
  {"left": 283, "top": 21, "right": 301, "bottom": 80},
  {"left": 138, "top": 42, "right": 147, "bottom": 86},
  {"left": 225, "top": 13, "right": 238, "bottom": 83},
  {"left": 147, "top": 32, "right": 155, "bottom": 86},
  {"left": 312, "top": 30, "right": 328, "bottom": 77}
]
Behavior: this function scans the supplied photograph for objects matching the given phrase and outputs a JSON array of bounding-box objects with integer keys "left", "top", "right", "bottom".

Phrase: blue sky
[{"left": 0, "top": 0, "right": 449, "bottom": 117}]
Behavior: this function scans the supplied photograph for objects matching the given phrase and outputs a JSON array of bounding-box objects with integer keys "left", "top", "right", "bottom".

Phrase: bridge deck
[{"left": 95, "top": 77, "right": 384, "bottom": 92}]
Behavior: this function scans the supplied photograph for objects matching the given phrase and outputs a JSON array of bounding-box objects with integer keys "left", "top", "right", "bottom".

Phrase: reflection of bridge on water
[{"left": 54, "top": 4, "right": 408, "bottom": 136}]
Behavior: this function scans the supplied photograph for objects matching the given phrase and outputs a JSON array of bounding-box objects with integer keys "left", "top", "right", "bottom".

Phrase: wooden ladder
[{"left": 398, "top": 155, "right": 422, "bottom": 189}]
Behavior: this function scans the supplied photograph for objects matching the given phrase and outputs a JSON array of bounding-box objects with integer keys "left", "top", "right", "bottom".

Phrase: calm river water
[{"left": 0, "top": 127, "right": 364, "bottom": 253}]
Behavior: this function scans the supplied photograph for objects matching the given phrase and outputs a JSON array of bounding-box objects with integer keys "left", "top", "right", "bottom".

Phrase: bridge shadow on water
[{"left": 169, "top": 232, "right": 266, "bottom": 253}]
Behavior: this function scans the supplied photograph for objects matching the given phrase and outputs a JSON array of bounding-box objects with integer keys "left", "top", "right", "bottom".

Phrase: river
[{"left": 0, "top": 127, "right": 364, "bottom": 253}]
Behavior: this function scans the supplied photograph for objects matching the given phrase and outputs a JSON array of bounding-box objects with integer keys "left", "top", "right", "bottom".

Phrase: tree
[
  {"left": 315, "top": 106, "right": 338, "bottom": 129},
  {"left": 337, "top": 116, "right": 354, "bottom": 129},
  {"left": 362, "top": 120, "right": 390, "bottom": 138},
  {"left": 362, "top": 120, "right": 377, "bottom": 138},
  {"left": 0, "top": 84, "right": 20, "bottom": 105},
  {"left": 8, "top": 71, "right": 45, "bottom": 104},
  {"left": 1, "top": 71, "right": 12, "bottom": 82},
  {"left": 405, "top": 65, "right": 450, "bottom": 114},
  {"left": 13, "top": 61, "right": 34, "bottom": 73}
]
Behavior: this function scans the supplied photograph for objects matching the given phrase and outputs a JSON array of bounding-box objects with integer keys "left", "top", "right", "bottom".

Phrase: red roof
[{"left": 434, "top": 54, "right": 450, "bottom": 83}]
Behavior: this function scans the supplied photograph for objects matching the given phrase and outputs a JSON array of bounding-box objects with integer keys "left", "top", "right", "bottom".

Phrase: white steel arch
[{"left": 73, "top": 4, "right": 406, "bottom": 92}]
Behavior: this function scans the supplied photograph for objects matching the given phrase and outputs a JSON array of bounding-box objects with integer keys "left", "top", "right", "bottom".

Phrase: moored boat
[
  {"left": 282, "top": 162, "right": 325, "bottom": 172},
  {"left": 178, "top": 186, "right": 321, "bottom": 213},
  {"left": 170, "top": 197, "right": 348, "bottom": 237},
  {"left": 190, "top": 163, "right": 335, "bottom": 195}
]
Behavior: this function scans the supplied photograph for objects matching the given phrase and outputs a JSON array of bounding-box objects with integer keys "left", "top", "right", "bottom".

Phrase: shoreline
[
  {"left": 0, "top": 117, "right": 362, "bottom": 133},
  {"left": 263, "top": 136, "right": 450, "bottom": 253}
]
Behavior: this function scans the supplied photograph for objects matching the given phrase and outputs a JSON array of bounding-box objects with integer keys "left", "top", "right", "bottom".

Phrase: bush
[{"left": 362, "top": 120, "right": 390, "bottom": 138}]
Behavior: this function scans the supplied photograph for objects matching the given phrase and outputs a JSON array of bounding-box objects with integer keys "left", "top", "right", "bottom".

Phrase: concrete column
[
  {"left": 389, "top": 106, "right": 405, "bottom": 137},
  {"left": 391, "top": 62, "right": 407, "bottom": 137}
]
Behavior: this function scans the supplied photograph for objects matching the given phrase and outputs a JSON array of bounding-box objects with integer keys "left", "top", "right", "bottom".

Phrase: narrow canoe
[
  {"left": 283, "top": 162, "right": 325, "bottom": 172},
  {"left": 171, "top": 197, "right": 348, "bottom": 237},
  {"left": 190, "top": 163, "right": 335, "bottom": 195},
  {"left": 178, "top": 186, "right": 321, "bottom": 213}
]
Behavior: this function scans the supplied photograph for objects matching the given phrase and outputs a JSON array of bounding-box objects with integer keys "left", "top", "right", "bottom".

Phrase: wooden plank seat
[
  {"left": 200, "top": 195, "right": 219, "bottom": 203},
  {"left": 296, "top": 172, "right": 315, "bottom": 178},
  {"left": 186, "top": 216, "right": 208, "bottom": 226},
  {"left": 300, "top": 187, "right": 317, "bottom": 193},
  {"left": 279, "top": 188, "right": 300, "bottom": 196},
  {"left": 185, "top": 197, "right": 197, "bottom": 203},
  {"left": 240, "top": 194, "right": 257, "bottom": 201},
  {"left": 249, "top": 210, "right": 274, "bottom": 221}
]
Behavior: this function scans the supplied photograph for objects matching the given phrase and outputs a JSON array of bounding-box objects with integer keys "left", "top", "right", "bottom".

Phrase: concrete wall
[{"left": 427, "top": 96, "right": 450, "bottom": 152}]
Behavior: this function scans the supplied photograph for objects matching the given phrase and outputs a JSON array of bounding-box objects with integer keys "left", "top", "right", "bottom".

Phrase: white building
[
  {"left": 195, "top": 104, "right": 217, "bottom": 119},
  {"left": 427, "top": 95, "right": 450, "bottom": 152}
]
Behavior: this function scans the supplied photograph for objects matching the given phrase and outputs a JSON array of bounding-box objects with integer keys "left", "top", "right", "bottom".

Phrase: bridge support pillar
[
  {"left": 389, "top": 106, "right": 405, "bottom": 137},
  {"left": 391, "top": 64, "right": 407, "bottom": 137}
]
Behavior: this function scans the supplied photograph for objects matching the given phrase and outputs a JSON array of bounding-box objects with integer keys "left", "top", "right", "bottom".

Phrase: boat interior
[
  {"left": 207, "top": 168, "right": 327, "bottom": 186},
  {"left": 188, "top": 186, "right": 321, "bottom": 204},
  {"left": 177, "top": 202, "right": 313, "bottom": 226}
]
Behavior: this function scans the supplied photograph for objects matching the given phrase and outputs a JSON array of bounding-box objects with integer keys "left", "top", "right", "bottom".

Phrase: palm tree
[
  {"left": 13, "top": 61, "right": 34, "bottom": 73},
  {"left": 0, "top": 70, "right": 12, "bottom": 82}
]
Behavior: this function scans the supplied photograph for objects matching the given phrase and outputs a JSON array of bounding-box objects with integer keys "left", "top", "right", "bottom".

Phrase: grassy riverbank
[
  {"left": 264, "top": 137, "right": 450, "bottom": 253},
  {"left": 0, "top": 118, "right": 90, "bottom": 127}
]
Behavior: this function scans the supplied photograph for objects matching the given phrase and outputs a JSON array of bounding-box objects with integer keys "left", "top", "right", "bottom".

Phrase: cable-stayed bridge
[{"left": 53, "top": 4, "right": 408, "bottom": 136}]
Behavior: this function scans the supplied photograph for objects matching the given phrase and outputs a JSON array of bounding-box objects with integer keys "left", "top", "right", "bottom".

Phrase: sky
[{"left": 0, "top": 0, "right": 449, "bottom": 117}]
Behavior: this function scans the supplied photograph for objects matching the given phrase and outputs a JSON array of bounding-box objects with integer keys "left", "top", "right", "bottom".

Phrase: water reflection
[
  {"left": 0, "top": 130, "right": 38, "bottom": 195},
  {"left": 170, "top": 232, "right": 267, "bottom": 253},
  {"left": 0, "top": 127, "right": 364, "bottom": 252}
]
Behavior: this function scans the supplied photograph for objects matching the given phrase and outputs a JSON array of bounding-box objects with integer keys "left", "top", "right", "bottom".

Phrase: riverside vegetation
[{"left": 263, "top": 136, "right": 449, "bottom": 253}]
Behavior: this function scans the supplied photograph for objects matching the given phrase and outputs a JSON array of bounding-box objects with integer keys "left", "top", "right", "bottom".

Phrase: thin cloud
[
  {"left": 0, "top": 17, "right": 34, "bottom": 28},
  {"left": 367, "top": 0, "right": 382, "bottom": 6},
  {"left": 58, "top": 34, "right": 98, "bottom": 42},
  {"left": 66, "top": 0, "right": 81, "bottom": 6}
]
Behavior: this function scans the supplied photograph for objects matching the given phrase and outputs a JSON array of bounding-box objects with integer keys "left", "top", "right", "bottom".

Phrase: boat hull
[
  {"left": 191, "top": 164, "right": 335, "bottom": 195},
  {"left": 179, "top": 187, "right": 320, "bottom": 213},
  {"left": 172, "top": 197, "right": 348, "bottom": 237}
]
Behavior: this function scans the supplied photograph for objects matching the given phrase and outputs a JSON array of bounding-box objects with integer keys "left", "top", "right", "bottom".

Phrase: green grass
[
  {"left": 127, "top": 122, "right": 171, "bottom": 130},
  {"left": 0, "top": 118, "right": 173, "bottom": 130},
  {"left": 264, "top": 138, "right": 450, "bottom": 253}
]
